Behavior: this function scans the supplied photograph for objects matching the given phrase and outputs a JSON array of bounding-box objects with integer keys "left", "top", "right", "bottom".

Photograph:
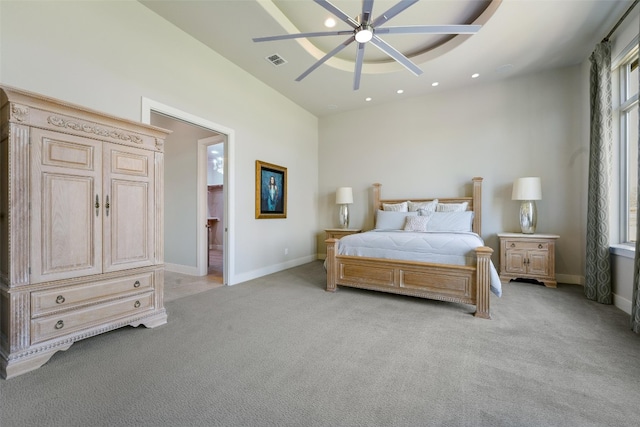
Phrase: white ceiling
[{"left": 140, "top": 0, "right": 633, "bottom": 117}]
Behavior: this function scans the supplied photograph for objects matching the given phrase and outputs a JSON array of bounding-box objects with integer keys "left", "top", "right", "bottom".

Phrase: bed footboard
[{"left": 325, "top": 238, "right": 493, "bottom": 319}]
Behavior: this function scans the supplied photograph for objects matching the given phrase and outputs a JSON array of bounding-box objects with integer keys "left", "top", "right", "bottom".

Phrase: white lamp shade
[
  {"left": 336, "top": 187, "right": 353, "bottom": 204},
  {"left": 512, "top": 177, "right": 542, "bottom": 200}
]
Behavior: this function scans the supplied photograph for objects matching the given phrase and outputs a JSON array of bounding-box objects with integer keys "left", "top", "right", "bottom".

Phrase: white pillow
[
  {"left": 420, "top": 211, "right": 474, "bottom": 232},
  {"left": 436, "top": 201, "right": 469, "bottom": 212},
  {"left": 407, "top": 199, "right": 438, "bottom": 212},
  {"left": 382, "top": 201, "right": 408, "bottom": 212},
  {"left": 403, "top": 215, "right": 430, "bottom": 232},
  {"left": 375, "top": 210, "right": 417, "bottom": 230}
]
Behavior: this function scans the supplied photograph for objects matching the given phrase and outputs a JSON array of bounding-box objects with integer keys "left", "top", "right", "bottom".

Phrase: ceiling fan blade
[
  {"left": 253, "top": 30, "right": 353, "bottom": 43},
  {"left": 313, "top": 0, "right": 359, "bottom": 29},
  {"left": 371, "top": 0, "right": 419, "bottom": 28},
  {"left": 361, "top": 0, "right": 374, "bottom": 24},
  {"left": 369, "top": 35, "right": 422, "bottom": 76},
  {"left": 353, "top": 42, "right": 366, "bottom": 90},
  {"left": 296, "top": 36, "right": 356, "bottom": 82},
  {"left": 376, "top": 24, "right": 482, "bottom": 35}
]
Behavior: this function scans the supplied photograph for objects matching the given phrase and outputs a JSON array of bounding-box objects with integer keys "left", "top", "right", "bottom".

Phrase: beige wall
[
  {"left": 318, "top": 65, "right": 589, "bottom": 286},
  {"left": 0, "top": 0, "right": 319, "bottom": 284}
]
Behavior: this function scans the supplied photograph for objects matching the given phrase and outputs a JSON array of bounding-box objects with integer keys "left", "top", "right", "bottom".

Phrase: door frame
[{"left": 140, "top": 98, "right": 235, "bottom": 285}]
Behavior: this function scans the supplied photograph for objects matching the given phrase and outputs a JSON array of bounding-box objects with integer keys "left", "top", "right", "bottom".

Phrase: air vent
[{"left": 266, "top": 54, "right": 287, "bottom": 67}]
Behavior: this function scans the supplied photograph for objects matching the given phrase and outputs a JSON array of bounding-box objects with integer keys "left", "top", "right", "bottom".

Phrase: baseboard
[
  {"left": 556, "top": 274, "right": 584, "bottom": 285},
  {"left": 233, "top": 255, "right": 317, "bottom": 285},
  {"left": 164, "top": 263, "right": 199, "bottom": 276},
  {"left": 613, "top": 293, "right": 632, "bottom": 315}
]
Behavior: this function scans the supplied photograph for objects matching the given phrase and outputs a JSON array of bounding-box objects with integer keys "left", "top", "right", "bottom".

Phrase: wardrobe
[{"left": 0, "top": 86, "right": 169, "bottom": 378}]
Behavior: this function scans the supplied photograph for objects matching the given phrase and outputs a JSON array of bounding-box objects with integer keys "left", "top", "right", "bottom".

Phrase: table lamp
[
  {"left": 512, "top": 177, "right": 542, "bottom": 234},
  {"left": 336, "top": 187, "right": 353, "bottom": 229}
]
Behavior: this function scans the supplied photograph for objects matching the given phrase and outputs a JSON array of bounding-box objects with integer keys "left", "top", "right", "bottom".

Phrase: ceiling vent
[{"left": 265, "top": 54, "right": 287, "bottom": 67}]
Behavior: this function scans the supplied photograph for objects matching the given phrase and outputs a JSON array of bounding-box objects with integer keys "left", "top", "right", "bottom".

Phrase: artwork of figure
[{"left": 267, "top": 175, "right": 279, "bottom": 211}]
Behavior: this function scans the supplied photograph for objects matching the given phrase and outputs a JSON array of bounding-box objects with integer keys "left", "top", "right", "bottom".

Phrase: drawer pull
[
  {"left": 134, "top": 300, "right": 141, "bottom": 308},
  {"left": 54, "top": 320, "right": 64, "bottom": 330},
  {"left": 55, "top": 295, "right": 66, "bottom": 304},
  {"left": 510, "top": 243, "right": 515, "bottom": 248},
  {"left": 133, "top": 280, "right": 141, "bottom": 288},
  {"left": 538, "top": 244, "right": 543, "bottom": 249}
]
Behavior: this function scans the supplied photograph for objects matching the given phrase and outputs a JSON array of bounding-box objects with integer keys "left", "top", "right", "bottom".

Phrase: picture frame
[{"left": 255, "top": 160, "right": 287, "bottom": 219}]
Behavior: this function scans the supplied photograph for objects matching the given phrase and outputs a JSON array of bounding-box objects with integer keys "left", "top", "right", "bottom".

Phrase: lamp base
[
  {"left": 519, "top": 200, "right": 537, "bottom": 234},
  {"left": 339, "top": 204, "right": 350, "bottom": 229}
]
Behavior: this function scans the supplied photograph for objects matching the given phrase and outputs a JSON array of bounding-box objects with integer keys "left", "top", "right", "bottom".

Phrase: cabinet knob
[
  {"left": 55, "top": 320, "right": 64, "bottom": 330},
  {"left": 538, "top": 244, "right": 543, "bottom": 249},
  {"left": 510, "top": 243, "right": 515, "bottom": 248},
  {"left": 133, "top": 280, "right": 141, "bottom": 288},
  {"left": 134, "top": 300, "right": 141, "bottom": 308},
  {"left": 55, "top": 295, "right": 65, "bottom": 304}
]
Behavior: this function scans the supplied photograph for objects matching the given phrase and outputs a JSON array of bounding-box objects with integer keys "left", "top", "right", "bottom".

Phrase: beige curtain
[{"left": 585, "top": 41, "right": 613, "bottom": 305}]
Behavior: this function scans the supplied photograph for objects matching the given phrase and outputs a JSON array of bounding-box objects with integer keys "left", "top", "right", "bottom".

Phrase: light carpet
[{"left": 1, "top": 260, "right": 639, "bottom": 426}]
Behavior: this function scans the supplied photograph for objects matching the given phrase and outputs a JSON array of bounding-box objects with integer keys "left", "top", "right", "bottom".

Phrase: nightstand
[
  {"left": 325, "top": 228, "right": 362, "bottom": 240},
  {"left": 497, "top": 233, "right": 559, "bottom": 288}
]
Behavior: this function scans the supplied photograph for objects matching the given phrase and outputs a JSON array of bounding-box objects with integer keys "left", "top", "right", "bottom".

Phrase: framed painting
[{"left": 255, "top": 160, "right": 287, "bottom": 219}]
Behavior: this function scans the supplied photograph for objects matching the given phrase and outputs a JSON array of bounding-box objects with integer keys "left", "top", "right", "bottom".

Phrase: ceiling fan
[{"left": 253, "top": 0, "right": 482, "bottom": 90}]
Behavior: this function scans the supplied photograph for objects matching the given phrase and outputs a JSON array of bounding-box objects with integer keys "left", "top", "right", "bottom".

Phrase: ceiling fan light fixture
[{"left": 355, "top": 25, "right": 373, "bottom": 43}]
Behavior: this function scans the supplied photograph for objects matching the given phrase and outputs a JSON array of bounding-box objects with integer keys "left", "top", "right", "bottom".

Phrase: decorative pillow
[
  {"left": 375, "top": 210, "right": 417, "bottom": 230},
  {"left": 420, "top": 211, "right": 474, "bottom": 232},
  {"left": 436, "top": 201, "right": 469, "bottom": 212},
  {"left": 403, "top": 215, "right": 431, "bottom": 232},
  {"left": 408, "top": 199, "right": 438, "bottom": 212},
  {"left": 382, "top": 201, "right": 408, "bottom": 212}
]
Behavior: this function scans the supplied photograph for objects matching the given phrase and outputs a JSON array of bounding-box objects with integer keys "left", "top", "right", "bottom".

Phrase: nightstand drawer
[{"left": 503, "top": 240, "right": 548, "bottom": 251}]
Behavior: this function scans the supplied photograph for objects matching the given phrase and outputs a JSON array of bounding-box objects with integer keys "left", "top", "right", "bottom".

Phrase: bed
[{"left": 325, "top": 177, "right": 500, "bottom": 319}]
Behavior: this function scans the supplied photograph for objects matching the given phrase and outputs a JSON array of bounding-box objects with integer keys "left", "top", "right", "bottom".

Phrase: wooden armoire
[{"left": 0, "top": 86, "right": 170, "bottom": 379}]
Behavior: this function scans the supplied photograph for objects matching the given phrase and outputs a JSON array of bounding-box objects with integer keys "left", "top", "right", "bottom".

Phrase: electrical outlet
[{"left": 284, "top": 248, "right": 288, "bottom": 255}]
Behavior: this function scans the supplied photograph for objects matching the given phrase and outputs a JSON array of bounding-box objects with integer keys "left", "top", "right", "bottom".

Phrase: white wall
[
  {"left": 318, "top": 65, "right": 589, "bottom": 286},
  {"left": 0, "top": 0, "right": 319, "bottom": 284}
]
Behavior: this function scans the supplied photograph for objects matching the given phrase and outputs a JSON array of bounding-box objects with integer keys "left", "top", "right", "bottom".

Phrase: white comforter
[{"left": 337, "top": 230, "right": 502, "bottom": 297}]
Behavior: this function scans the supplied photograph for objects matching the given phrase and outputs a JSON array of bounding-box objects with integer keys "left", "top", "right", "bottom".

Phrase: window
[{"left": 617, "top": 49, "right": 639, "bottom": 243}]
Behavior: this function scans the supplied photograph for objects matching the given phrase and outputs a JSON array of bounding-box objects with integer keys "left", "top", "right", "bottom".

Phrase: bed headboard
[{"left": 372, "top": 177, "right": 483, "bottom": 235}]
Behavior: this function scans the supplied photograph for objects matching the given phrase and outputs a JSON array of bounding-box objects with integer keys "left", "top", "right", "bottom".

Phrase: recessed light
[
  {"left": 396, "top": 89, "right": 404, "bottom": 94},
  {"left": 431, "top": 82, "right": 439, "bottom": 87},
  {"left": 324, "top": 18, "right": 336, "bottom": 28},
  {"left": 365, "top": 97, "right": 372, "bottom": 102},
  {"left": 472, "top": 73, "right": 480, "bottom": 79}
]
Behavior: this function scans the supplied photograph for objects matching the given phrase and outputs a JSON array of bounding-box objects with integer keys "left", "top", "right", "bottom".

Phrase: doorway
[{"left": 141, "top": 98, "right": 235, "bottom": 287}]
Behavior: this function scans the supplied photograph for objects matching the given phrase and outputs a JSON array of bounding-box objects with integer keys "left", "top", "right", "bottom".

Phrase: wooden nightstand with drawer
[
  {"left": 497, "top": 233, "right": 559, "bottom": 288},
  {"left": 325, "top": 228, "right": 362, "bottom": 240}
]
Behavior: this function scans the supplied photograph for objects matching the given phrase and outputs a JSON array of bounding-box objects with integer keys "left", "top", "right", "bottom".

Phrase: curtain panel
[{"left": 585, "top": 41, "right": 613, "bottom": 305}]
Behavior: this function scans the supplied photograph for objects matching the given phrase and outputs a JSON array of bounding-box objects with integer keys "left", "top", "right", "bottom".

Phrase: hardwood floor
[{"left": 164, "top": 249, "right": 224, "bottom": 302}]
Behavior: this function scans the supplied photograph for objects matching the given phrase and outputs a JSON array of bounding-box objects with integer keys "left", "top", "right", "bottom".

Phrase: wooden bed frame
[{"left": 325, "top": 177, "right": 494, "bottom": 319}]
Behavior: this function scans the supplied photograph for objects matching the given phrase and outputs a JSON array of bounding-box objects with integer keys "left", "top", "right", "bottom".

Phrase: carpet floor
[{"left": 1, "top": 260, "right": 639, "bottom": 426}]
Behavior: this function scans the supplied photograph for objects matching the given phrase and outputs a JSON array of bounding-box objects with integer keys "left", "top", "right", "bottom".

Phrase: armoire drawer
[
  {"left": 31, "top": 273, "right": 153, "bottom": 317},
  {"left": 31, "top": 292, "right": 154, "bottom": 344}
]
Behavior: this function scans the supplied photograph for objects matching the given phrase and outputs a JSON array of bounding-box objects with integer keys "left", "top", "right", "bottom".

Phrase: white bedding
[{"left": 337, "top": 230, "right": 502, "bottom": 297}]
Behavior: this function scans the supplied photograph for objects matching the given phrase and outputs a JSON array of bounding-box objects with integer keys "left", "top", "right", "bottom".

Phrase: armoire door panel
[
  {"left": 30, "top": 129, "right": 102, "bottom": 284},
  {"left": 42, "top": 137, "right": 95, "bottom": 170},
  {"left": 110, "top": 149, "right": 149, "bottom": 176},
  {"left": 41, "top": 173, "right": 98, "bottom": 274},
  {"left": 103, "top": 143, "right": 154, "bottom": 272}
]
